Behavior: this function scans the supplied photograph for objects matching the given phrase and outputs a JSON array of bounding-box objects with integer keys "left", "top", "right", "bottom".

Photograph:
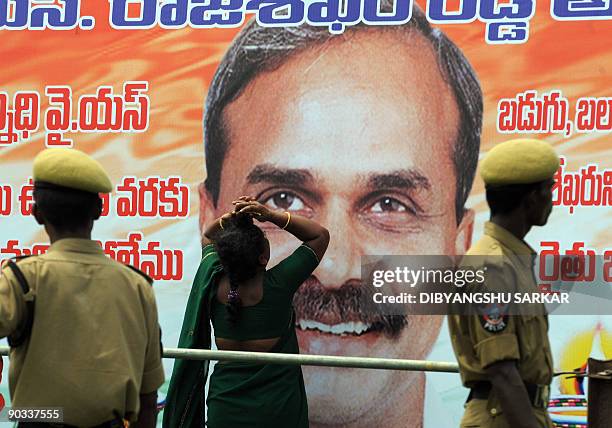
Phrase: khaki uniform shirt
[
  {"left": 0, "top": 239, "right": 165, "bottom": 426},
  {"left": 448, "top": 222, "right": 554, "bottom": 426}
]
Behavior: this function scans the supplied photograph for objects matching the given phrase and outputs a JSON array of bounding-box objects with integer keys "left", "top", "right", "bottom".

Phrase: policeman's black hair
[
  {"left": 485, "top": 181, "right": 545, "bottom": 216},
  {"left": 203, "top": 4, "right": 483, "bottom": 225},
  {"left": 33, "top": 184, "right": 102, "bottom": 231},
  {"left": 214, "top": 215, "right": 267, "bottom": 326}
]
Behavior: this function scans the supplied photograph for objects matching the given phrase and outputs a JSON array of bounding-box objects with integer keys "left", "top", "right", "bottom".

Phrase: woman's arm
[
  {"left": 233, "top": 197, "right": 330, "bottom": 261},
  {"left": 202, "top": 212, "right": 234, "bottom": 246}
]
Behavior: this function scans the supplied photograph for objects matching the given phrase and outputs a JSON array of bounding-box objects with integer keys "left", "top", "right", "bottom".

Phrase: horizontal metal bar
[
  {"left": 165, "top": 348, "right": 461, "bottom": 372},
  {"left": 0, "top": 346, "right": 459, "bottom": 373}
]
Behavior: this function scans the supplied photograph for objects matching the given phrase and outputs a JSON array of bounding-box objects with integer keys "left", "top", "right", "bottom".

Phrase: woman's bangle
[
  {"left": 282, "top": 211, "right": 291, "bottom": 229},
  {"left": 219, "top": 218, "right": 225, "bottom": 230}
]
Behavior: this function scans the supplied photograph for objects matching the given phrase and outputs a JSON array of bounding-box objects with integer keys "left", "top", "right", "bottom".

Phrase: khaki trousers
[{"left": 460, "top": 398, "right": 553, "bottom": 428}]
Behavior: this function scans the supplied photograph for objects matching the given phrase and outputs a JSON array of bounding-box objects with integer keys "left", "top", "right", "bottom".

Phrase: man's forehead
[
  {"left": 223, "top": 30, "right": 459, "bottom": 147},
  {"left": 296, "top": 30, "right": 443, "bottom": 89},
  {"left": 227, "top": 30, "right": 453, "bottom": 110}
]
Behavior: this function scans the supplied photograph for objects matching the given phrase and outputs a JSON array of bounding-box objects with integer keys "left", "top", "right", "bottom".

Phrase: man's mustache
[{"left": 292, "top": 277, "right": 407, "bottom": 338}]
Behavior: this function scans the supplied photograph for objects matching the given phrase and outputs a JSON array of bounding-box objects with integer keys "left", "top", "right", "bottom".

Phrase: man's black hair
[
  {"left": 485, "top": 182, "right": 545, "bottom": 216},
  {"left": 33, "top": 184, "right": 101, "bottom": 231}
]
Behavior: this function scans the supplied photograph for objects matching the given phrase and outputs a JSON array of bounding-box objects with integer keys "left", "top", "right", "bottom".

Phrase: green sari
[{"left": 163, "top": 245, "right": 315, "bottom": 428}]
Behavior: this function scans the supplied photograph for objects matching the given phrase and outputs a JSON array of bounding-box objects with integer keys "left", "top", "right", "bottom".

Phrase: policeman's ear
[
  {"left": 92, "top": 197, "right": 103, "bottom": 221},
  {"left": 198, "top": 181, "right": 216, "bottom": 242},
  {"left": 454, "top": 208, "right": 475, "bottom": 256},
  {"left": 522, "top": 183, "right": 543, "bottom": 214},
  {"left": 32, "top": 204, "right": 44, "bottom": 226},
  {"left": 523, "top": 188, "right": 537, "bottom": 208}
]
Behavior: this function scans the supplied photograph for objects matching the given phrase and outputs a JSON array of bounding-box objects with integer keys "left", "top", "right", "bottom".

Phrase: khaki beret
[
  {"left": 33, "top": 148, "right": 112, "bottom": 193},
  {"left": 480, "top": 139, "right": 560, "bottom": 186}
]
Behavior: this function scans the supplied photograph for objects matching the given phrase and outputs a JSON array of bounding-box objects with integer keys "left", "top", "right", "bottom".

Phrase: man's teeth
[{"left": 297, "top": 320, "right": 371, "bottom": 335}]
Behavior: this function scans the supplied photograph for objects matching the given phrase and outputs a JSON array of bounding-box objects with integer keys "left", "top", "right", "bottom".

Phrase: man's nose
[{"left": 314, "top": 203, "right": 361, "bottom": 289}]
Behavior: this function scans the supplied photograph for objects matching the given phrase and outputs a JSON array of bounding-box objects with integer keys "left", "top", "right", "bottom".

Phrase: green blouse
[{"left": 210, "top": 244, "right": 319, "bottom": 341}]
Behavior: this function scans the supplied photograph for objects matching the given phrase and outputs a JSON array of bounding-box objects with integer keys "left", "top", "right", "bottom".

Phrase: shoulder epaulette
[{"left": 126, "top": 264, "right": 154, "bottom": 285}]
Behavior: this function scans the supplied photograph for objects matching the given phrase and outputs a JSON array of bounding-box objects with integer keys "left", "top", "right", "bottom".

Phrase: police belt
[{"left": 468, "top": 381, "right": 550, "bottom": 409}]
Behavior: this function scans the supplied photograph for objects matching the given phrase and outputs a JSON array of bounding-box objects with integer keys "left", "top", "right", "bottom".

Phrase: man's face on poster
[{"left": 200, "top": 31, "right": 474, "bottom": 424}]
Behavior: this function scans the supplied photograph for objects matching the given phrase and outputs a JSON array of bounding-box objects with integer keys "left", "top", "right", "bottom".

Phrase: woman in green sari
[{"left": 163, "top": 197, "right": 329, "bottom": 428}]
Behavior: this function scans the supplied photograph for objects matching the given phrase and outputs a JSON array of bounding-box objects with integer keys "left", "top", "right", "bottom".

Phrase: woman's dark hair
[{"left": 214, "top": 214, "right": 267, "bottom": 325}]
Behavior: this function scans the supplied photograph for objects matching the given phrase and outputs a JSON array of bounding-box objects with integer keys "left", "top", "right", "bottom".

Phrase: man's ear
[
  {"left": 199, "top": 181, "right": 216, "bottom": 239},
  {"left": 522, "top": 188, "right": 542, "bottom": 224},
  {"left": 32, "top": 203, "right": 44, "bottom": 225},
  {"left": 524, "top": 187, "right": 540, "bottom": 209},
  {"left": 455, "top": 208, "right": 475, "bottom": 256},
  {"left": 92, "top": 197, "right": 103, "bottom": 221}
]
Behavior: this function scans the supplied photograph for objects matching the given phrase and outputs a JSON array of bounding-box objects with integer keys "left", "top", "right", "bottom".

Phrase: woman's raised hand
[{"left": 232, "top": 197, "right": 272, "bottom": 222}]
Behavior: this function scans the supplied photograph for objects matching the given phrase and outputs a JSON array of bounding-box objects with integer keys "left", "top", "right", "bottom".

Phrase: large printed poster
[{"left": 1, "top": 0, "right": 611, "bottom": 426}]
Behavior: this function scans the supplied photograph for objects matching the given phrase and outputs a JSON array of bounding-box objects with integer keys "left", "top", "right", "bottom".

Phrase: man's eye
[
  {"left": 369, "top": 197, "right": 408, "bottom": 213},
  {"left": 262, "top": 192, "right": 305, "bottom": 211}
]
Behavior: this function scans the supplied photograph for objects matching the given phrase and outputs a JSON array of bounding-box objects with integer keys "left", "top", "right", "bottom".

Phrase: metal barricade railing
[
  {"left": 3, "top": 345, "right": 605, "bottom": 426},
  {"left": 0, "top": 345, "right": 459, "bottom": 373}
]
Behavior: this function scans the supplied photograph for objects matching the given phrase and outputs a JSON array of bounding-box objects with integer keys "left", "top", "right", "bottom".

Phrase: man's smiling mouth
[
  {"left": 293, "top": 278, "right": 408, "bottom": 338},
  {"left": 296, "top": 319, "right": 372, "bottom": 336}
]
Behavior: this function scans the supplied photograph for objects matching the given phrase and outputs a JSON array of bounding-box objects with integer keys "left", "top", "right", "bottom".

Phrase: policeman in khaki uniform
[
  {"left": 449, "top": 139, "right": 559, "bottom": 428},
  {"left": 0, "top": 149, "right": 164, "bottom": 427}
]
